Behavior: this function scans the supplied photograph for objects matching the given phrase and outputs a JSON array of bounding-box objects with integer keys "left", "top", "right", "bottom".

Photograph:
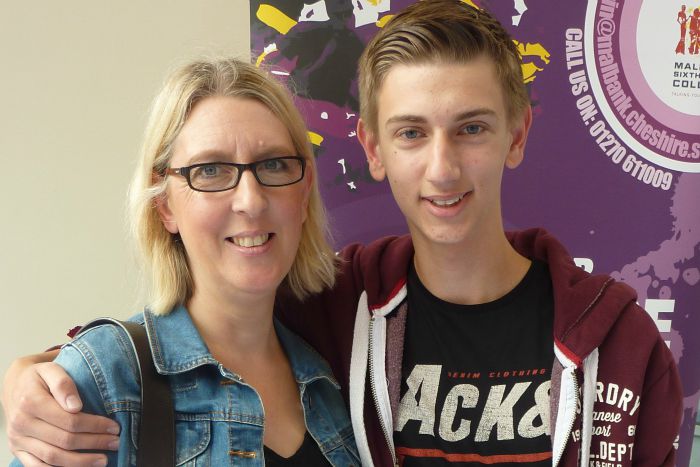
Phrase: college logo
[
  {"left": 584, "top": 0, "right": 700, "bottom": 174},
  {"left": 676, "top": 5, "right": 699, "bottom": 55}
]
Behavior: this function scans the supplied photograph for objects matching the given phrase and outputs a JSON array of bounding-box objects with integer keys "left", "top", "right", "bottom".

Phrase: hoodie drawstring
[{"left": 580, "top": 348, "right": 599, "bottom": 466}]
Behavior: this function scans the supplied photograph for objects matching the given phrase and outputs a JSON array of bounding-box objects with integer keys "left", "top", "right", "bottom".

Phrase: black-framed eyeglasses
[{"left": 166, "top": 156, "right": 306, "bottom": 192}]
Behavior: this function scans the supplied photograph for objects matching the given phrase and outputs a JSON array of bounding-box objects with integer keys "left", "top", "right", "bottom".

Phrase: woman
[
  {"left": 10, "top": 57, "right": 359, "bottom": 466},
  {"left": 676, "top": 5, "right": 688, "bottom": 54}
]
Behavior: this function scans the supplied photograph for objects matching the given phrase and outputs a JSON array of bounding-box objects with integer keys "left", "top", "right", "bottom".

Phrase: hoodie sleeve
[
  {"left": 273, "top": 241, "right": 367, "bottom": 402},
  {"left": 629, "top": 329, "right": 682, "bottom": 467}
]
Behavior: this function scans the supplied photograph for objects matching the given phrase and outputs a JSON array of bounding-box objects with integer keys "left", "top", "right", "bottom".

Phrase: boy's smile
[{"left": 358, "top": 57, "right": 531, "bottom": 253}]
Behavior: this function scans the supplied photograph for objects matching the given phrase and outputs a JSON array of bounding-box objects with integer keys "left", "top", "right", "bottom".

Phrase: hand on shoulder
[{"left": 3, "top": 351, "right": 119, "bottom": 466}]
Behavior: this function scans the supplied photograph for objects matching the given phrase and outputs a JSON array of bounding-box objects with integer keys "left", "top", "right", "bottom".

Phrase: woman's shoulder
[
  {"left": 57, "top": 313, "right": 145, "bottom": 410},
  {"left": 67, "top": 313, "right": 145, "bottom": 366}
]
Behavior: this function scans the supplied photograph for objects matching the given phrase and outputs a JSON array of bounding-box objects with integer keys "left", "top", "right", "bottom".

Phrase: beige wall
[{"left": 0, "top": 1, "right": 250, "bottom": 461}]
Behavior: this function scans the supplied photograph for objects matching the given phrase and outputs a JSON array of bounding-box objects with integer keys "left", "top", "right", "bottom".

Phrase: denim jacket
[{"left": 13, "top": 306, "right": 359, "bottom": 466}]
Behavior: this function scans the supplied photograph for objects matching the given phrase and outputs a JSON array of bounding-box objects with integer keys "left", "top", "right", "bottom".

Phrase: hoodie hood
[
  {"left": 356, "top": 228, "right": 638, "bottom": 365},
  {"left": 509, "top": 228, "right": 638, "bottom": 364}
]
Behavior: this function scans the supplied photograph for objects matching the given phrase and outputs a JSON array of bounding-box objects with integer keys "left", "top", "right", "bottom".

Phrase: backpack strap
[{"left": 76, "top": 318, "right": 175, "bottom": 467}]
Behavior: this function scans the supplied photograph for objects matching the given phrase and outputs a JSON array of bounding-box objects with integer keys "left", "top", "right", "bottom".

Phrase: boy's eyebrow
[
  {"left": 454, "top": 108, "right": 498, "bottom": 121},
  {"left": 384, "top": 108, "right": 498, "bottom": 128},
  {"left": 384, "top": 115, "right": 427, "bottom": 127}
]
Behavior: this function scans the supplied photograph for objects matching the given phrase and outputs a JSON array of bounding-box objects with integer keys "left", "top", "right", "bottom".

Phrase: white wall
[{"left": 0, "top": 1, "right": 250, "bottom": 461}]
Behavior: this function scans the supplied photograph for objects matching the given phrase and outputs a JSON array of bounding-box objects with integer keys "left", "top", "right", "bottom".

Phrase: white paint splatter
[
  {"left": 512, "top": 0, "right": 528, "bottom": 26},
  {"left": 299, "top": 0, "right": 330, "bottom": 22},
  {"left": 353, "top": 0, "right": 390, "bottom": 28}
]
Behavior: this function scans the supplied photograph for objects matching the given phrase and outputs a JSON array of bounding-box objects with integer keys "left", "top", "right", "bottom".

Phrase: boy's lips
[{"left": 423, "top": 192, "right": 468, "bottom": 207}]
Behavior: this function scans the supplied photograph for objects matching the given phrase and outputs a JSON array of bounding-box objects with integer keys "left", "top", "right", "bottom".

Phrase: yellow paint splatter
[
  {"left": 257, "top": 4, "right": 297, "bottom": 34},
  {"left": 521, "top": 63, "right": 543, "bottom": 83},
  {"left": 308, "top": 131, "right": 324, "bottom": 146},
  {"left": 376, "top": 14, "right": 394, "bottom": 28},
  {"left": 514, "top": 40, "right": 551, "bottom": 83},
  {"left": 255, "top": 44, "right": 278, "bottom": 67}
]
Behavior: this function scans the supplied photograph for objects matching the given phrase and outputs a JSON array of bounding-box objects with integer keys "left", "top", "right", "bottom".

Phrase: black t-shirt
[
  {"left": 394, "top": 261, "right": 554, "bottom": 466},
  {"left": 264, "top": 431, "right": 332, "bottom": 466}
]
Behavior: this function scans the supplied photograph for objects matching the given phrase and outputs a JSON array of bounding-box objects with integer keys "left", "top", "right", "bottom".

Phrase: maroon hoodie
[{"left": 276, "top": 228, "right": 681, "bottom": 466}]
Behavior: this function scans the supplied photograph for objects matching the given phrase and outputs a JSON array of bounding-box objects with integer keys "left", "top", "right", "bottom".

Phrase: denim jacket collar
[{"left": 141, "top": 306, "right": 338, "bottom": 388}]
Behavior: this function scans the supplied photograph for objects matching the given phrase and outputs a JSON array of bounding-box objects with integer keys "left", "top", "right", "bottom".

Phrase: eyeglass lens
[{"left": 188, "top": 157, "right": 303, "bottom": 191}]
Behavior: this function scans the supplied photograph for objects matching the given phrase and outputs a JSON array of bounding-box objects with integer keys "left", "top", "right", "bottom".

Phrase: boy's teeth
[
  {"left": 232, "top": 234, "right": 269, "bottom": 247},
  {"left": 431, "top": 195, "right": 464, "bottom": 207}
]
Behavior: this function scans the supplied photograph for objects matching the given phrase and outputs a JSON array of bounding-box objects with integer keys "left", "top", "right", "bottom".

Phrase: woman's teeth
[{"left": 231, "top": 233, "right": 270, "bottom": 247}]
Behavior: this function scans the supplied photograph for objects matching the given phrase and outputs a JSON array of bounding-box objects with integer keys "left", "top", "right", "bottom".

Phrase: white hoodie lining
[
  {"left": 580, "top": 348, "right": 599, "bottom": 466},
  {"left": 552, "top": 345, "right": 578, "bottom": 467},
  {"left": 368, "top": 287, "right": 408, "bottom": 459},
  {"left": 350, "top": 291, "right": 373, "bottom": 466}
]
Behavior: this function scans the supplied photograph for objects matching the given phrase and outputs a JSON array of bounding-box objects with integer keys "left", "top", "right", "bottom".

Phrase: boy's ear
[
  {"left": 505, "top": 105, "right": 533, "bottom": 169},
  {"left": 155, "top": 194, "right": 179, "bottom": 234},
  {"left": 357, "top": 119, "right": 386, "bottom": 182}
]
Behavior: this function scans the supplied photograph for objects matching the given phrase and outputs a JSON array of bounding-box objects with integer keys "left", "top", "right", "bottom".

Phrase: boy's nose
[{"left": 425, "top": 135, "right": 461, "bottom": 185}]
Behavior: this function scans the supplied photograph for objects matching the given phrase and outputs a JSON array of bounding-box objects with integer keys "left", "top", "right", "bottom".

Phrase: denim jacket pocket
[{"left": 130, "top": 412, "right": 212, "bottom": 466}]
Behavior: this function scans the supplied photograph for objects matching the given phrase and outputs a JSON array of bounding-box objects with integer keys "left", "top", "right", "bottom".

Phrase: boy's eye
[
  {"left": 399, "top": 129, "right": 421, "bottom": 140},
  {"left": 463, "top": 124, "right": 482, "bottom": 135}
]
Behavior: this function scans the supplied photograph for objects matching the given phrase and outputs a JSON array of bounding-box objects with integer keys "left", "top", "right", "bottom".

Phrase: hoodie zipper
[
  {"left": 368, "top": 315, "right": 399, "bottom": 467},
  {"left": 554, "top": 367, "right": 580, "bottom": 467},
  {"left": 555, "top": 281, "right": 610, "bottom": 466}
]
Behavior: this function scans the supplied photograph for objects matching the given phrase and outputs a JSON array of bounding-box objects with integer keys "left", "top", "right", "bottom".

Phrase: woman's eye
[
  {"left": 201, "top": 165, "right": 220, "bottom": 177},
  {"left": 191, "top": 164, "right": 225, "bottom": 181},
  {"left": 261, "top": 159, "right": 285, "bottom": 171}
]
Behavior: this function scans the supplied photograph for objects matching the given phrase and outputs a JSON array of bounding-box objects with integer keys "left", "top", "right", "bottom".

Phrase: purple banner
[{"left": 251, "top": 1, "right": 700, "bottom": 464}]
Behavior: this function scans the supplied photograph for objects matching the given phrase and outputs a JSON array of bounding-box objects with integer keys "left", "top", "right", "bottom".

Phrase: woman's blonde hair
[{"left": 129, "top": 57, "right": 337, "bottom": 314}]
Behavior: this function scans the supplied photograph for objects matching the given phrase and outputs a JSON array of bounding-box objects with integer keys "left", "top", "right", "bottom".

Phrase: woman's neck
[{"left": 186, "top": 287, "right": 281, "bottom": 368}]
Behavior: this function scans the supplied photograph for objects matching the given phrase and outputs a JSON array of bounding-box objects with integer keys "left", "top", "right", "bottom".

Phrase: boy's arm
[{"left": 3, "top": 352, "right": 120, "bottom": 467}]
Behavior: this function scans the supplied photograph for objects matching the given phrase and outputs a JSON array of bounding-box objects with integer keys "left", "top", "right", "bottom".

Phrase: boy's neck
[{"left": 412, "top": 229, "right": 531, "bottom": 306}]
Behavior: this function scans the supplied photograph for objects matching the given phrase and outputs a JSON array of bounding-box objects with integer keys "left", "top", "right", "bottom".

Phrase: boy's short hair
[{"left": 358, "top": 0, "right": 529, "bottom": 132}]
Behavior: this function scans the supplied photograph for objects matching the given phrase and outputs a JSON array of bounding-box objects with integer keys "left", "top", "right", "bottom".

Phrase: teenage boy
[{"left": 3, "top": 1, "right": 682, "bottom": 466}]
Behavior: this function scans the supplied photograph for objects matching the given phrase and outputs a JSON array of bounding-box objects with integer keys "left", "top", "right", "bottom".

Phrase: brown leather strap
[{"left": 76, "top": 318, "right": 175, "bottom": 466}]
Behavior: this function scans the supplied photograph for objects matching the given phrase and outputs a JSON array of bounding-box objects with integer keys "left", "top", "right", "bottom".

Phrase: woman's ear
[{"left": 155, "top": 194, "right": 179, "bottom": 234}]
